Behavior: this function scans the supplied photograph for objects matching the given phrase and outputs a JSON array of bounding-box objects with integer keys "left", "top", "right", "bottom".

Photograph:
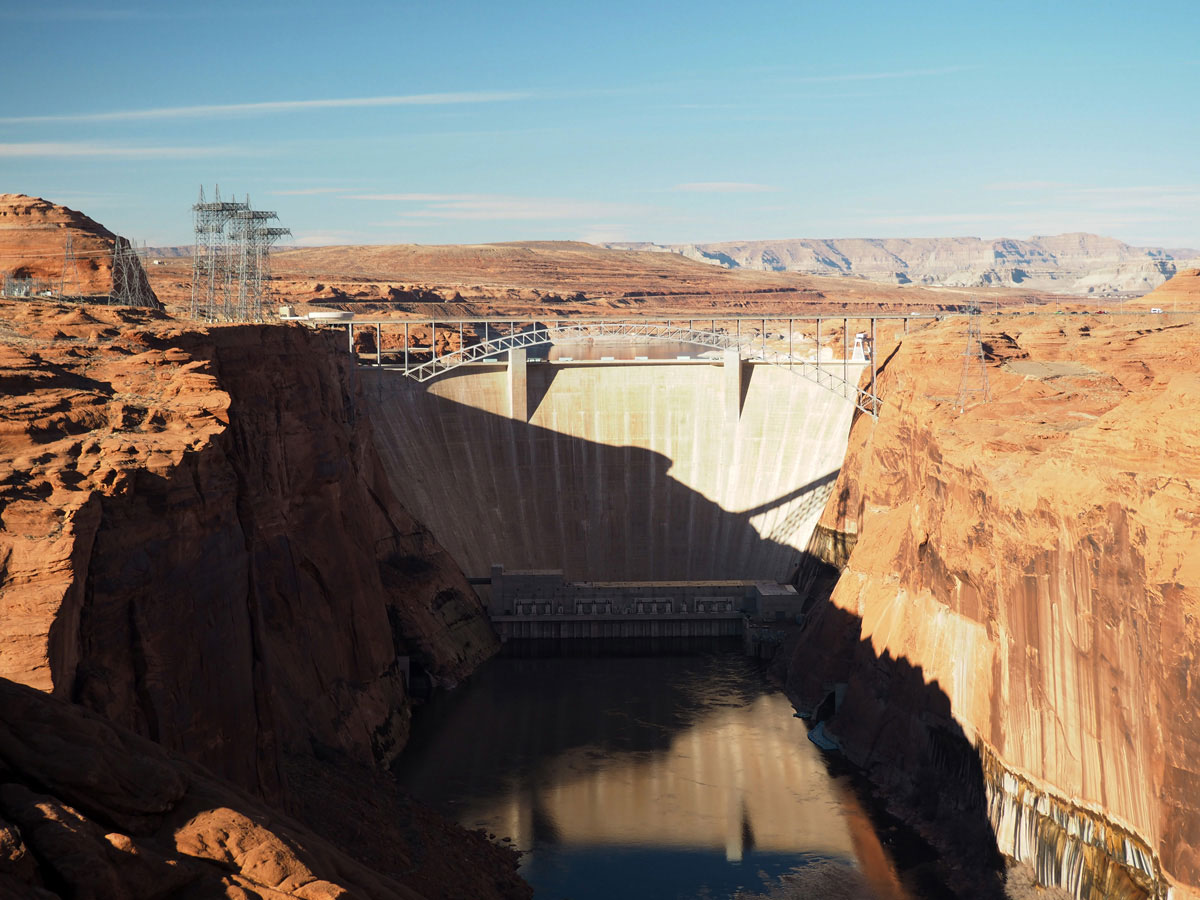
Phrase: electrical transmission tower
[
  {"left": 956, "top": 300, "right": 991, "bottom": 412},
  {"left": 190, "top": 186, "right": 289, "bottom": 322},
  {"left": 60, "top": 235, "right": 78, "bottom": 298},
  {"left": 110, "top": 238, "right": 156, "bottom": 308},
  {"left": 190, "top": 185, "right": 248, "bottom": 321}
]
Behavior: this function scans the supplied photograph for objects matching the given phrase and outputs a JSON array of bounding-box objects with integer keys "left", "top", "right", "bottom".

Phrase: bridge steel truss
[{"left": 342, "top": 315, "right": 905, "bottom": 418}]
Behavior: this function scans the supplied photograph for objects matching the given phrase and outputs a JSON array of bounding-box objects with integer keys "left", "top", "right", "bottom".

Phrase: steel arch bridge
[{"left": 348, "top": 316, "right": 885, "bottom": 418}]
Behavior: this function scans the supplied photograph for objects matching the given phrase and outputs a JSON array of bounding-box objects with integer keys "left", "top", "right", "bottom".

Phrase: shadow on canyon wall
[{"left": 783, "top": 551, "right": 1008, "bottom": 899}]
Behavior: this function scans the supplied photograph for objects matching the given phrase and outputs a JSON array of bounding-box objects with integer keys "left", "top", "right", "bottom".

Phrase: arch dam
[{"left": 343, "top": 316, "right": 901, "bottom": 638}]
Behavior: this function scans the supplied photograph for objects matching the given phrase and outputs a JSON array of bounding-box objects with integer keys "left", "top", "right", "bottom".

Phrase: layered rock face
[
  {"left": 0, "top": 300, "right": 498, "bottom": 805},
  {"left": 783, "top": 313, "right": 1200, "bottom": 899},
  {"left": 610, "top": 233, "right": 1197, "bottom": 295},
  {"left": 1127, "top": 267, "right": 1200, "bottom": 310},
  {"left": 0, "top": 194, "right": 159, "bottom": 305}
]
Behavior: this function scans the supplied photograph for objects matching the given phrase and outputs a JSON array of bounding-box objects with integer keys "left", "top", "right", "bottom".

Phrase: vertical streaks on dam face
[{"left": 362, "top": 361, "right": 857, "bottom": 582}]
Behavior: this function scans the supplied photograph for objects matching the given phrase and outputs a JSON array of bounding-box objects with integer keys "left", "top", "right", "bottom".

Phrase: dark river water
[{"left": 395, "top": 646, "right": 913, "bottom": 900}]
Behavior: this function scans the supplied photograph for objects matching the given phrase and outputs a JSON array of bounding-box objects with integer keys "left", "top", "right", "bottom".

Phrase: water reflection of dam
[
  {"left": 398, "top": 655, "right": 912, "bottom": 899},
  {"left": 481, "top": 693, "right": 857, "bottom": 861}
]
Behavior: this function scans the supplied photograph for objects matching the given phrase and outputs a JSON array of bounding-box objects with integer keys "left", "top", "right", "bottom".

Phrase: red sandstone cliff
[
  {"left": 0, "top": 194, "right": 159, "bottom": 306},
  {"left": 1127, "top": 267, "right": 1200, "bottom": 310},
  {"left": 0, "top": 299, "right": 509, "bottom": 894},
  {"left": 785, "top": 312, "right": 1200, "bottom": 899}
]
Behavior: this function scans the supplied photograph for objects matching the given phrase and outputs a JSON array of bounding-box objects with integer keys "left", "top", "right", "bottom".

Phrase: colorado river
[{"left": 396, "top": 646, "right": 913, "bottom": 899}]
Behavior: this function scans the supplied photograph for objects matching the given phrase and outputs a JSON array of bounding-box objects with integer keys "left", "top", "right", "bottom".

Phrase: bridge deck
[{"left": 338, "top": 314, "right": 886, "bottom": 417}]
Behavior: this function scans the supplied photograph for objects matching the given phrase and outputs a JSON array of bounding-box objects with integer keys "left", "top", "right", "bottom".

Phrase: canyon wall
[
  {"left": 782, "top": 313, "right": 1200, "bottom": 898},
  {"left": 0, "top": 301, "right": 498, "bottom": 805}
]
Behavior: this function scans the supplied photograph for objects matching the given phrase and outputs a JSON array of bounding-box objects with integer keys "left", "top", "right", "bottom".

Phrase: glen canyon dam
[
  {"left": 1, "top": 190, "right": 1198, "bottom": 900},
  {"left": 1, "top": 6, "right": 1198, "bottom": 898}
]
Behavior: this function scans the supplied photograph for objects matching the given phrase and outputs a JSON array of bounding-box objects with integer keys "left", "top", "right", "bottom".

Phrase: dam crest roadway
[{"left": 329, "top": 315, "right": 895, "bottom": 418}]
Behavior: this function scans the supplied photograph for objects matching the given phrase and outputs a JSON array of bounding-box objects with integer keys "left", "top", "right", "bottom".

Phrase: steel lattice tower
[
  {"left": 110, "top": 238, "right": 156, "bottom": 308},
  {"left": 254, "top": 225, "right": 292, "bottom": 319},
  {"left": 190, "top": 185, "right": 249, "bottom": 321},
  {"left": 60, "top": 235, "right": 78, "bottom": 298},
  {"left": 191, "top": 186, "right": 288, "bottom": 322},
  {"left": 229, "top": 203, "right": 277, "bottom": 322},
  {"left": 956, "top": 300, "right": 992, "bottom": 412}
]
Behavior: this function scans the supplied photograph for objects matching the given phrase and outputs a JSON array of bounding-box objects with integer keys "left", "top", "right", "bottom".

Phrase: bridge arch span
[{"left": 354, "top": 317, "right": 882, "bottom": 417}]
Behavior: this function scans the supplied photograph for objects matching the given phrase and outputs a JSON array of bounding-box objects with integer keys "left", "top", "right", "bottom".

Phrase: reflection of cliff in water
[{"left": 396, "top": 653, "right": 912, "bottom": 900}]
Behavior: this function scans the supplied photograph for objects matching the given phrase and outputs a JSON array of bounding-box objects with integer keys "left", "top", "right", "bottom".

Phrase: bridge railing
[{"left": 342, "top": 315, "right": 892, "bottom": 418}]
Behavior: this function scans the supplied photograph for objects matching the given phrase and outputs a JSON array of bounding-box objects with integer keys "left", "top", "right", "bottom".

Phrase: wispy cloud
[
  {"left": 672, "top": 182, "right": 777, "bottom": 194},
  {"left": 290, "top": 230, "right": 361, "bottom": 247},
  {"left": 0, "top": 91, "right": 532, "bottom": 125},
  {"left": 868, "top": 213, "right": 1009, "bottom": 226},
  {"left": 361, "top": 193, "right": 645, "bottom": 222},
  {"left": 0, "top": 6, "right": 141, "bottom": 21},
  {"left": 0, "top": 141, "right": 239, "bottom": 158},
  {"left": 344, "top": 193, "right": 470, "bottom": 202},
  {"left": 984, "top": 182, "right": 1200, "bottom": 212},
  {"left": 985, "top": 180, "right": 1070, "bottom": 191},
  {"left": 864, "top": 208, "right": 1198, "bottom": 245},
  {"left": 270, "top": 187, "right": 356, "bottom": 196},
  {"left": 0, "top": 4, "right": 284, "bottom": 21},
  {"left": 579, "top": 224, "right": 635, "bottom": 243},
  {"left": 791, "top": 65, "right": 972, "bottom": 84}
]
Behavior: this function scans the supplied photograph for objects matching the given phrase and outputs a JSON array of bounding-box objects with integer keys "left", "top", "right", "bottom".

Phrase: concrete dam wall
[{"left": 362, "top": 357, "right": 863, "bottom": 582}]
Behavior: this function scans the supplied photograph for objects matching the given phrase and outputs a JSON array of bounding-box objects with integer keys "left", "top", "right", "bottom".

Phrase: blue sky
[{"left": 2, "top": 0, "right": 1197, "bottom": 248}]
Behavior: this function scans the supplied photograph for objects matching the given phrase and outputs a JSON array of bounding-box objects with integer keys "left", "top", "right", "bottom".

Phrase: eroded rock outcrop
[
  {"left": 0, "top": 194, "right": 158, "bottom": 306},
  {"left": 0, "top": 676, "right": 436, "bottom": 899},
  {"left": 1127, "top": 267, "right": 1200, "bottom": 310},
  {"left": 783, "top": 313, "right": 1200, "bottom": 899},
  {"left": 0, "top": 300, "right": 498, "bottom": 806}
]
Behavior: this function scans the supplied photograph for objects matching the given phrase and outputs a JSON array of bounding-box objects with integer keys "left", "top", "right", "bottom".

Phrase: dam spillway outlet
[
  {"left": 483, "top": 566, "right": 805, "bottom": 641},
  {"left": 362, "top": 358, "right": 863, "bottom": 585}
]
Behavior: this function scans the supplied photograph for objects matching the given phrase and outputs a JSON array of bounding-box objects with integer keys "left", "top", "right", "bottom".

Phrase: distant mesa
[
  {"left": 606, "top": 234, "right": 1200, "bottom": 296},
  {"left": 0, "top": 193, "right": 161, "bottom": 308}
]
